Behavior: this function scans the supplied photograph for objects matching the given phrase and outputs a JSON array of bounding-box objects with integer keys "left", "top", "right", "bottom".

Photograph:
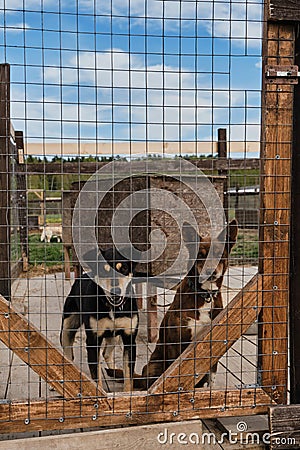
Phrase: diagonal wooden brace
[
  {"left": 0, "top": 295, "right": 110, "bottom": 407},
  {"left": 149, "top": 274, "right": 263, "bottom": 396}
]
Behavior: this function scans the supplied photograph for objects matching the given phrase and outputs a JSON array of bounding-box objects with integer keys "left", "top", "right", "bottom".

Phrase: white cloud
[
  {"left": 5, "top": 23, "right": 31, "bottom": 32},
  {"left": 2, "top": 0, "right": 263, "bottom": 48},
  {"left": 0, "top": 0, "right": 56, "bottom": 10},
  {"left": 4, "top": 0, "right": 263, "bottom": 147},
  {"left": 12, "top": 44, "right": 261, "bottom": 144},
  {"left": 85, "top": 0, "right": 263, "bottom": 48},
  {"left": 199, "top": 1, "right": 262, "bottom": 47},
  {"left": 38, "top": 48, "right": 261, "bottom": 143}
]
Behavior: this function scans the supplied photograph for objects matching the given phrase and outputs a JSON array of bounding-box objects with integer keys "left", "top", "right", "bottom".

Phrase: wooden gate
[{"left": 0, "top": 0, "right": 298, "bottom": 438}]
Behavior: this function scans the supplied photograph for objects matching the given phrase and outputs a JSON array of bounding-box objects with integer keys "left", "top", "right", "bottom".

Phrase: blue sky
[{"left": 0, "top": 0, "right": 263, "bottom": 155}]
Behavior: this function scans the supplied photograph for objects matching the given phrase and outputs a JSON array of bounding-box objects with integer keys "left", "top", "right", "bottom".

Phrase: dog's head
[
  {"left": 83, "top": 247, "right": 138, "bottom": 307},
  {"left": 182, "top": 219, "right": 238, "bottom": 296}
]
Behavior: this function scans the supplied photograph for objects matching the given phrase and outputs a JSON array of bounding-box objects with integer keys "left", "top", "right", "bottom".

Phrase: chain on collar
[{"left": 105, "top": 296, "right": 127, "bottom": 310}]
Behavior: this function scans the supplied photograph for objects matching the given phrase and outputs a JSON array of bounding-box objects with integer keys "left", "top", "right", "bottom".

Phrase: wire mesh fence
[{"left": 0, "top": 0, "right": 293, "bottom": 439}]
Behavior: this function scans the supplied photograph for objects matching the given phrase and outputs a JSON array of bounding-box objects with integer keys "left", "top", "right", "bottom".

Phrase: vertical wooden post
[
  {"left": 290, "top": 25, "right": 300, "bottom": 404},
  {"left": 258, "top": 5, "right": 295, "bottom": 403},
  {"left": 0, "top": 64, "right": 11, "bottom": 300},
  {"left": 39, "top": 190, "right": 45, "bottom": 226},
  {"left": 217, "top": 128, "right": 227, "bottom": 160},
  {"left": 217, "top": 128, "right": 228, "bottom": 220},
  {"left": 15, "top": 131, "right": 28, "bottom": 272}
]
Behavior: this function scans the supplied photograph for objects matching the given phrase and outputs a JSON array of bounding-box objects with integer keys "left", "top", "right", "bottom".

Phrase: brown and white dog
[{"left": 106, "top": 219, "right": 238, "bottom": 390}]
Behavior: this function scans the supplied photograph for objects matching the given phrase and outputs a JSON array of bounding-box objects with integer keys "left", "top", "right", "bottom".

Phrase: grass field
[
  {"left": 230, "top": 229, "right": 258, "bottom": 265},
  {"left": 28, "top": 233, "right": 64, "bottom": 267}
]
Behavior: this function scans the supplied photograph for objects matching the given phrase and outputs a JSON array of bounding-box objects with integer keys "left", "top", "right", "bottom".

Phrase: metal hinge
[
  {"left": 265, "top": 65, "right": 300, "bottom": 84},
  {"left": 235, "top": 383, "right": 261, "bottom": 390}
]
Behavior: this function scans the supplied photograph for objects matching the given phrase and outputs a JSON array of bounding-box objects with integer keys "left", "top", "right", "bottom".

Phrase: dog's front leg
[
  {"left": 122, "top": 334, "right": 136, "bottom": 392},
  {"left": 60, "top": 310, "right": 82, "bottom": 362},
  {"left": 103, "top": 336, "right": 119, "bottom": 370},
  {"left": 60, "top": 319, "right": 77, "bottom": 361},
  {"left": 86, "top": 330, "right": 103, "bottom": 389}
]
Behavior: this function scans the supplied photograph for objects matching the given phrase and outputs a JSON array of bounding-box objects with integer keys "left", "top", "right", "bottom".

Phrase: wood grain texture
[
  {"left": 269, "top": 405, "right": 300, "bottom": 449},
  {"left": 0, "top": 64, "right": 11, "bottom": 300},
  {"left": 258, "top": 21, "right": 294, "bottom": 404},
  {"left": 14, "top": 131, "right": 28, "bottom": 272},
  {"left": 0, "top": 420, "right": 203, "bottom": 450},
  {"left": 148, "top": 274, "right": 263, "bottom": 396},
  {"left": 0, "top": 295, "right": 109, "bottom": 404},
  {"left": 0, "top": 388, "right": 271, "bottom": 434},
  {"left": 269, "top": 0, "right": 300, "bottom": 21},
  {"left": 290, "top": 30, "right": 300, "bottom": 404}
]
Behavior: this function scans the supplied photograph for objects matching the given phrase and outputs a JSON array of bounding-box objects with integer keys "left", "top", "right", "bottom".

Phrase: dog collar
[
  {"left": 105, "top": 296, "right": 127, "bottom": 310},
  {"left": 105, "top": 282, "right": 135, "bottom": 310},
  {"left": 200, "top": 290, "right": 218, "bottom": 303},
  {"left": 187, "top": 278, "right": 219, "bottom": 303}
]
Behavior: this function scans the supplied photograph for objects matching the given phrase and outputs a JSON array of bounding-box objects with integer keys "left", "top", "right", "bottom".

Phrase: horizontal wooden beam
[
  {"left": 23, "top": 161, "right": 107, "bottom": 174},
  {"left": 149, "top": 274, "right": 263, "bottom": 397},
  {"left": 20, "top": 158, "right": 259, "bottom": 174},
  {"left": 0, "top": 295, "right": 109, "bottom": 405},
  {"left": 0, "top": 388, "right": 272, "bottom": 434}
]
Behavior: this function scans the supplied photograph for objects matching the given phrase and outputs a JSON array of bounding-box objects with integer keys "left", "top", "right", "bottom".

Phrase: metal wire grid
[{"left": 0, "top": 0, "right": 286, "bottom": 434}]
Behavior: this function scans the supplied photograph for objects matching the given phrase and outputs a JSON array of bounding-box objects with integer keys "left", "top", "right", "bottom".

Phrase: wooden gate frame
[{"left": 0, "top": 0, "right": 297, "bottom": 434}]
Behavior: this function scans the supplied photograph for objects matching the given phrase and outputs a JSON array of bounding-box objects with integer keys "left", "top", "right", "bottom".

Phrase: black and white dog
[{"left": 60, "top": 247, "right": 139, "bottom": 391}]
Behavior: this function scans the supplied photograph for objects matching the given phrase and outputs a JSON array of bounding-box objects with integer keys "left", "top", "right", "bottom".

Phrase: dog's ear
[
  {"left": 82, "top": 247, "right": 101, "bottom": 276},
  {"left": 83, "top": 248, "right": 98, "bottom": 263},
  {"left": 217, "top": 219, "right": 238, "bottom": 251},
  {"left": 182, "top": 222, "right": 201, "bottom": 257}
]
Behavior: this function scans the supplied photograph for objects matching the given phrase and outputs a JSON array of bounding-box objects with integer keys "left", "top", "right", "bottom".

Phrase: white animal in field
[{"left": 40, "top": 225, "right": 62, "bottom": 243}]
